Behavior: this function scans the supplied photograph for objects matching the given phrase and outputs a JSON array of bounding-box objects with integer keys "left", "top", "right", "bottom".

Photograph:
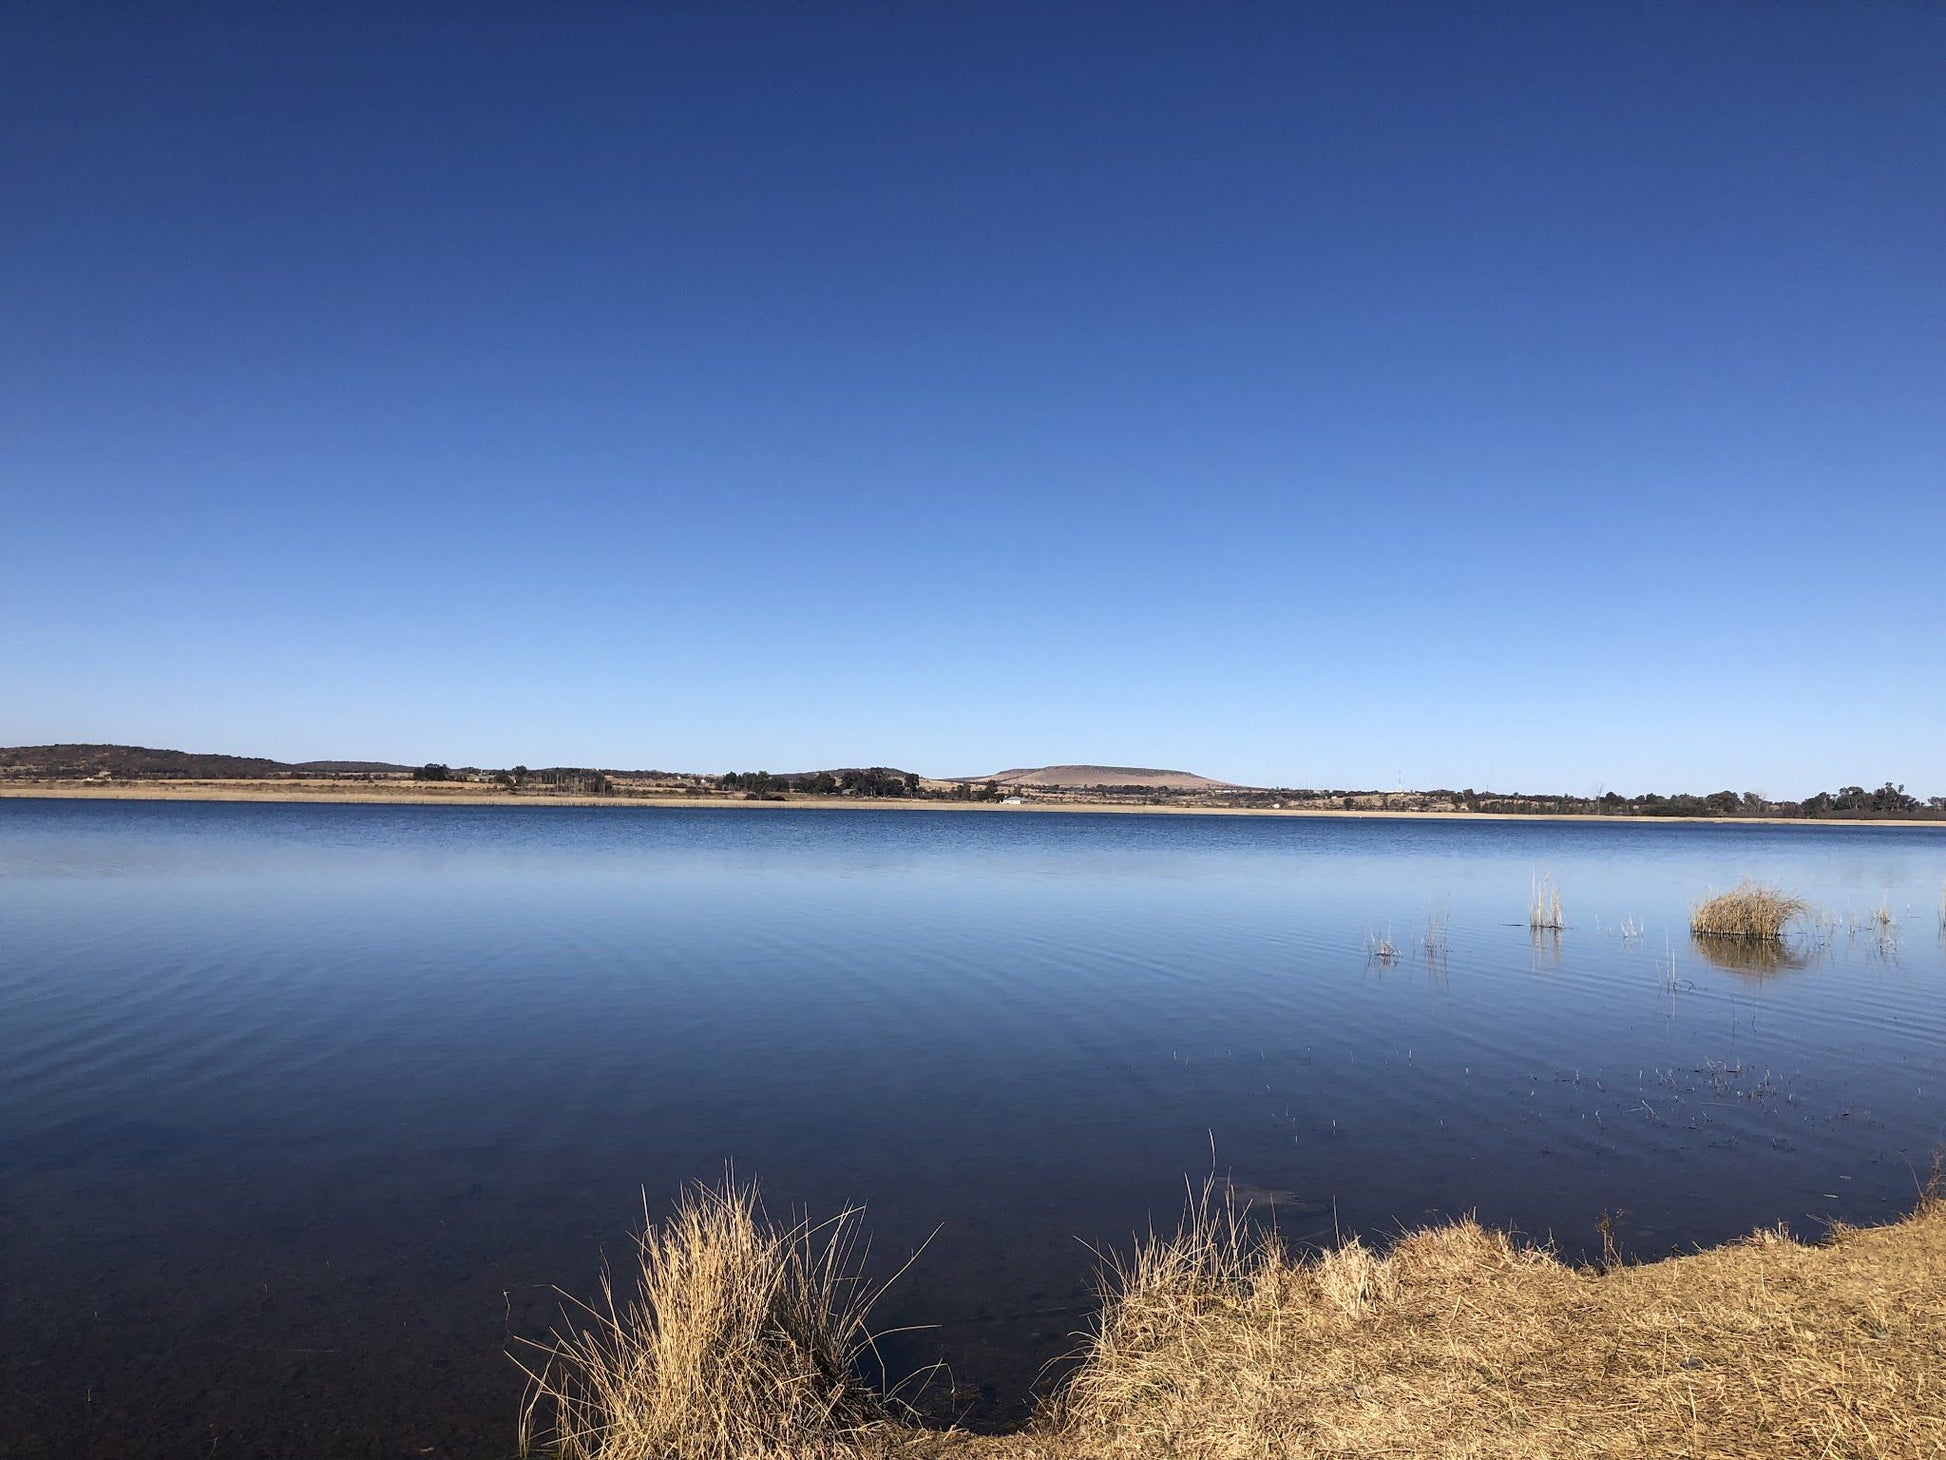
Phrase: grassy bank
[{"left": 521, "top": 1181, "right": 1946, "bottom": 1460}]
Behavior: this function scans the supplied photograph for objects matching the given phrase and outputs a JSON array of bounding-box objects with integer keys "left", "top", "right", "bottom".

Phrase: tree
[
  {"left": 1871, "top": 782, "right": 1918, "bottom": 814},
  {"left": 413, "top": 763, "right": 452, "bottom": 782}
]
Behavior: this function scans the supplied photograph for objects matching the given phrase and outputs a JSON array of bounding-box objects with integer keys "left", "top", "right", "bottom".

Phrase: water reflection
[
  {"left": 1528, "top": 924, "right": 1563, "bottom": 970},
  {"left": 1688, "top": 933, "right": 1817, "bottom": 977}
]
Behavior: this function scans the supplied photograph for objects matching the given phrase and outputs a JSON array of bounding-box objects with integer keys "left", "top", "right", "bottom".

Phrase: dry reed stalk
[
  {"left": 1689, "top": 881, "right": 1810, "bottom": 941},
  {"left": 1528, "top": 873, "right": 1563, "bottom": 930},
  {"left": 1420, "top": 908, "right": 1450, "bottom": 964},
  {"left": 514, "top": 1178, "right": 900, "bottom": 1460}
]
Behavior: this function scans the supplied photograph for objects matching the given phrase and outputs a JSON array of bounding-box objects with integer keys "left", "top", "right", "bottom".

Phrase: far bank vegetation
[{"left": 6, "top": 747, "right": 1945, "bottom": 821}]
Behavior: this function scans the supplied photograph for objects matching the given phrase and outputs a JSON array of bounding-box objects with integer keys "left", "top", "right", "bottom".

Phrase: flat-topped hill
[{"left": 969, "top": 764, "right": 1234, "bottom": 790}]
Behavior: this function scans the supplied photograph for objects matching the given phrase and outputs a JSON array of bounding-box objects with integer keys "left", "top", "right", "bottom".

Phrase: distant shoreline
[{"left": 2, "top": 780, "right": 1940, "bottom": 828}]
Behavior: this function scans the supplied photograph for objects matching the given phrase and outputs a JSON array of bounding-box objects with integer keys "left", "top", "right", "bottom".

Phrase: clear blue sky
[{"left": 3, "top": 2, "right": 1940, "bottom": 794}]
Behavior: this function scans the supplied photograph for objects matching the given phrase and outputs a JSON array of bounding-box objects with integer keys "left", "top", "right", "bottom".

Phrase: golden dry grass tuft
[
  {"left": 515, "top": 1178, "right": 901, "bottom": 1460},
  {"left": 1036, "top": 1187, "right": 1946, "bottom": 1460},
  {"left": 1690, "top": 881, "right": 1810, "bottom": 940}
]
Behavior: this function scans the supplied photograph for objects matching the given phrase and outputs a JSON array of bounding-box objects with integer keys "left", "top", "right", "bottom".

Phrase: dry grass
[
  {"left": 524, "top": 1180, "right": 1946, "bottom": 1460},
  {"left": 515, "top": 1178, "right": 903, "bottom": 1460},
  {"left": 1528, "top": 872, "right": 1563, "bottom": 930},
  {"left": 1037, "top": 1186, "right": 1946, "bottom": 1460},
  {"left": 1690, "top": 881, "right": 1810, "bottom": 940}
]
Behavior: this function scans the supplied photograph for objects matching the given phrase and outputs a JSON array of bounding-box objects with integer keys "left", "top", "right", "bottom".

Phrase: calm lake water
[{"left": 2, "top": 799, "right": 1944, "bottom": 1457}]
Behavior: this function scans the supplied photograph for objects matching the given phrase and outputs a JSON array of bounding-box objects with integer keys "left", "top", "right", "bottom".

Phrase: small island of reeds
[{"left": 1690, "top": 881, "right": 1811, "bottom": 941}]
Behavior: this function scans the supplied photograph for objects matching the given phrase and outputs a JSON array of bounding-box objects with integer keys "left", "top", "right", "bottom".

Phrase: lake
[{"left": 2, "top": 799, "right": 1943, "bottom": 1457}]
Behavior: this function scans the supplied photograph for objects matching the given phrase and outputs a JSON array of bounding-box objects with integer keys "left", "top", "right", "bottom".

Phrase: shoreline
[
  {"left": 1, "top": 780, "right": 1939, "bottom": 828},
  {"left": 528, "top": 1187, "right": 1946, "bottom": 1459}
]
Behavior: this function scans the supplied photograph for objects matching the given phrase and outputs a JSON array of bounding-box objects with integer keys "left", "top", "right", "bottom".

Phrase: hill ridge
[
  {"left": 0, "top": 744, "right": 414, "bottom": 778},
  {"left": 965, "top": 764, "right": 1234, "bottom": 790}
]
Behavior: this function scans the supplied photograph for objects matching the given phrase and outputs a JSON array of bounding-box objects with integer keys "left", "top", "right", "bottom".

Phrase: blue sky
[{"left": 3, "top": 2, "right": 1941, "bottom": 793}]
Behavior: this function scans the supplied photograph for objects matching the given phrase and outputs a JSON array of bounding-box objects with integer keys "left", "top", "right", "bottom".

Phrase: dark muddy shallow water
[{"left": 2, "top": 799, "right": 1943, "bottom": 1456}]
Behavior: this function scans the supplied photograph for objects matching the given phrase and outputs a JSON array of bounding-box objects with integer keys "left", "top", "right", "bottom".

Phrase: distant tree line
[
  {"left": 716, "top": 768, "right": 922, "bottom": 799},
  {"left": 1403, "top": 781, "right": 1942, "bottom": 819},
  {"left": 710, "top": 770, "right": 1022, "bottom": 801}
]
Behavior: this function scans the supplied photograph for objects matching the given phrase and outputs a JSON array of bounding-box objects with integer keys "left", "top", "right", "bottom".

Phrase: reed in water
[
  {"left": 1689, "top": 882, "right": 1810, "bottom": 940},
  {"left": 1528, "top": 872, "right": 1563, "bottom": 930}
]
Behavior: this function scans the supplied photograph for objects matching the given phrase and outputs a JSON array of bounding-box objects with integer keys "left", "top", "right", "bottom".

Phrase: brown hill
[
  {"left": 0, "top": 745, "right": 413, "bottom": 779},
  {"left": 293, "top": 759, "right": 418, "bottom": 775},
  {"left": 968, "top": 764, "right": 1235, "bottom": 790}
]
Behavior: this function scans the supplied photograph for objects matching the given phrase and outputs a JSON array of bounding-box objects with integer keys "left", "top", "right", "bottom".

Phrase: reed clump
[
  {"left": 1690, "top": 881, "right": 1810, "bottom": 941},
  {"left": 515, "top": 1178, "right": 896, "bottom": 1460},
  {"left": 1528, "top": 872, "right": 1563, "bottom": 930}
]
